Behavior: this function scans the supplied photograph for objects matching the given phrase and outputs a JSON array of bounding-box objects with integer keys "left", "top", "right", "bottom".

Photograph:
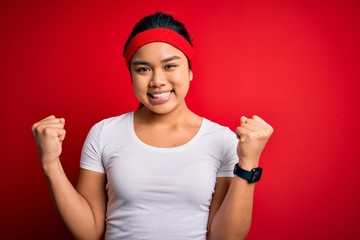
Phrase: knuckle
[
  {"left": 33, "top": 126, "right": 42, "bottom": 134},
  {"left": 43, "top": 127, "right": 53, "bottom": 135},
  {"left": 266, "top": 126, "right": 274, "bottom": 135},
  {"left": 270, "top": 126, "right": 274, "bottom": 133},
  {"left": 248, "top": 132, "right": 257, "bottom": 140}
]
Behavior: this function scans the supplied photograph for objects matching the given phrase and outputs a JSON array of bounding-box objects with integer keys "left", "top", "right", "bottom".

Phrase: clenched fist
[
  {"left": 236, "top": 115, "right": 274, "bottom": 169},
  {"left": 32, "top": 115, "right": 66, "bottom": 166}
]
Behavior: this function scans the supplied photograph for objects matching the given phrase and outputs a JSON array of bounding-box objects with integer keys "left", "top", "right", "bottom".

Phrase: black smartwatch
[{"left": 233, "top": 163, "right": 263, "bottom": 183}]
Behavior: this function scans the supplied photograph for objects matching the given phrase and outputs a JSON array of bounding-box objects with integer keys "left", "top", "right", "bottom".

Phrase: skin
[
  {"left": 130, "top": 42, "right": 201, "bottom": 148},
  {"left": 32, "top": 41, "right": 273, "bottom": 240},
  {"left": 209, "top": 115, "right": 273, "bottom": 240}
]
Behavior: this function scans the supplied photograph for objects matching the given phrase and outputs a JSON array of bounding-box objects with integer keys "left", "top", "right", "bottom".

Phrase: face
[{"left": 130, "top": 42, "right": 193, "bottom": 114}]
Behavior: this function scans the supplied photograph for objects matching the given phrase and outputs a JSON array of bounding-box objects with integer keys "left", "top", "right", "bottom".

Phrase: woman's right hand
[{"left": 32, "top": 115, "right": 66, "bottom": 166}]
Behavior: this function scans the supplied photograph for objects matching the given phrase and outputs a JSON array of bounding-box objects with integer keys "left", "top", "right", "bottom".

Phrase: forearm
[
  {"left": 209, "top": 114, "right": 273, "bottom": 239},
  {"left": 43, "top": 159, "right": 103, "bottom": 240},
  {"left": 209, "top": 176, "right": 255, "bottom": 240}
]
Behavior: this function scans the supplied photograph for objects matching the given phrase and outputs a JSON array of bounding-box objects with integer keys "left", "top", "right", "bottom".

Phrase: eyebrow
[
  {"left": 132, "top": 55, "right": 181, "bottom": 66},
  {"left": 161, "top": 55, "right": 181, "bottom": 63}
]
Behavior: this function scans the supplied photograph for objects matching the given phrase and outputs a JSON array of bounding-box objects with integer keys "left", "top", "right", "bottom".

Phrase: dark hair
[{"left": 123, "top": 12, "right": 193, "bottom": 56}]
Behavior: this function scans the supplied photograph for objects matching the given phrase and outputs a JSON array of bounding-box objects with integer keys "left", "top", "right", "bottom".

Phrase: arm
[
  {"left": 209, "top": 115, "right": 273, "bottom": 240},
  {"left": 207, "top": 177, "right": 232, "bottom": 234},
  {"left": 32, "top": 116, "right": 106, "bottom": 240}
]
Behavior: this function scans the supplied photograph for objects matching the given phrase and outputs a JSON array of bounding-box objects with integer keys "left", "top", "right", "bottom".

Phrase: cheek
[
  {"left": 132, "top": 80, "right": 143, "bottom": 95},
  {"left": 132, "top": 84, "right": 146, "bottom": 103},
  {"left": 182, "top": 73, "right": 192, "bottom": 87},
  {"left": 172, "top": 70, "right": 191, "bottom": 83},
  {"left": 132, "top": 77, "right": 147, "bottom": 89}
]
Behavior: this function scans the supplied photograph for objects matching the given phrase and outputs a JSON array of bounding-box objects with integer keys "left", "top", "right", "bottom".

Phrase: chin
[{"left": 146, "top": 104, "right": 179, "bottom": 115}]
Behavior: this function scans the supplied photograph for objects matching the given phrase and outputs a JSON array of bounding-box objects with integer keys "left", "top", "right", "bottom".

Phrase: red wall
[{"left": 1, "top": 1, "right": 359, "bottom": 239}]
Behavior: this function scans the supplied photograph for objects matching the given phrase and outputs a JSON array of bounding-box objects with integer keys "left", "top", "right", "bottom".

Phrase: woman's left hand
[{"left": 236, "top": 115, "right": 274, "bottom": 169}]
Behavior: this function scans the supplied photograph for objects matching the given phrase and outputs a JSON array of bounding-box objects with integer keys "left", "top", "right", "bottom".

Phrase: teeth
[{"left": 152, "top": 91, "right": 171, "bottom": 98}]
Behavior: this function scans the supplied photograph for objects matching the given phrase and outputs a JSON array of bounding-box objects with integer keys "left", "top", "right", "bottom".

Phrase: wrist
[
  {"left": 41, "top": 157, "right": 61, "bottom": 176},
  {"left": 233, "top": 163, "right": 263, "bottom": 183},
  {"left": 238, "top": 158, "right": 259, "bottom": 171}
]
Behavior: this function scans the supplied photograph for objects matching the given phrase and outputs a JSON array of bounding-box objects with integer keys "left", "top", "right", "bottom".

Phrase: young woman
[{"left": 32, "top": 12, "right": 273, "bottom": 240}]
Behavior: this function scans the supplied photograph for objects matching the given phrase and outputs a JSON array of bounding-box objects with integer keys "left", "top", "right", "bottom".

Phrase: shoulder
[
  {"left": 92, "top": 112, "right": 133, "bottom": 130},
  {"left": 86, "top": 112, "right": 134, "bottom": 140},
  {"left": 202, "top": 118, "right": 236, "bottom": 138},
  {"left": 197, "top": 118, "right": 238, "bottom": 154}
]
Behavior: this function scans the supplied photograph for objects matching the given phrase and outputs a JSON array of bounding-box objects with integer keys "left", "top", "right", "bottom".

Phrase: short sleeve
[
  {"left": 80, "top": 121, "right": 105, "bottom": 174},
  {"left": 217, "top": 128, "right": 238, "bottom": 177}
]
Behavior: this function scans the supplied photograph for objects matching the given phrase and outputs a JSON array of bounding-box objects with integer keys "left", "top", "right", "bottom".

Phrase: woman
[{"left": 32, "top": 12, "right": 273, "bottom": 240}]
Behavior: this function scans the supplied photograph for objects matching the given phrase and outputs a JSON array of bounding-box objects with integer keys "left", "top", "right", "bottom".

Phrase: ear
[{"left": 189, "top": 69, "right": 193, "bottom": 81}]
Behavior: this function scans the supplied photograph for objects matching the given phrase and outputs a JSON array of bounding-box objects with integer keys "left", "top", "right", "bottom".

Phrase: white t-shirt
[{"left": 80, "top": 112, "right": 238, "bottom": 240}]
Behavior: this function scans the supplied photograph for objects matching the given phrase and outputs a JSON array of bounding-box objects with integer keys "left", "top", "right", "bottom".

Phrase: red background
[{"left": 1, "top": 0, "right": 359, "bottom": 239}]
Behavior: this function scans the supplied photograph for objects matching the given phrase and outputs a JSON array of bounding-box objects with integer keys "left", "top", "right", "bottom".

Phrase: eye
[
  {"left": 164, "top": 64, "right": 177, "bottom": 70},
  {"left": 135, "top": 67, "right": 150, "bottom": 73}
]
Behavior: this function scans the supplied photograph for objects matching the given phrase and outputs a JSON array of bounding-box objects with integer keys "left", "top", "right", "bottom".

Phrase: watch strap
[
  {"left": 234, "top": 166, "right": 252, "bottom": 179},
  {"left": 233, "top": 164, "right": 263, "bottom": 183}
]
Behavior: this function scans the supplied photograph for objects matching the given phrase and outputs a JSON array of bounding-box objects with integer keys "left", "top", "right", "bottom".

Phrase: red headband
[{"left": 123, "top": 28, "right": 194, "bottom": 68}]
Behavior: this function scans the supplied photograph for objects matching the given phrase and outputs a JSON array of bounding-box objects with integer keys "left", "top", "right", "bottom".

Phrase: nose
[{"left": 150, "top": 68, "right": 167, "bottom": 87}]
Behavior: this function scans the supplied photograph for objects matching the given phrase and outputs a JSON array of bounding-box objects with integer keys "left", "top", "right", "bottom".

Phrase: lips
[
  {"left": 149, "top": 91, "right": 172, "bottom": 98},
  {"left": 147, "top": 90, "right": 173, "bottom": 104}
]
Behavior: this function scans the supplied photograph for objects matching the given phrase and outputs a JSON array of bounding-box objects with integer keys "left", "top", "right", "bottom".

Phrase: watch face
[{"left": 251, "top": 168, "right": 263, "bottom": 182}]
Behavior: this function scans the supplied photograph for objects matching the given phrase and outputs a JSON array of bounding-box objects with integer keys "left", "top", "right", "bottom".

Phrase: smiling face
[{"left": 130, "top": 42, "right": 193, "bottom": 115}]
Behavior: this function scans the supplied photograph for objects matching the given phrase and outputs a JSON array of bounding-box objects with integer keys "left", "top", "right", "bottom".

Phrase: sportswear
[
  {"left": 80, "top": 112, "right": 238, "bottom": 239},
  {"left": 123, "top": 28, "right": 195, "bottom": 69}
]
